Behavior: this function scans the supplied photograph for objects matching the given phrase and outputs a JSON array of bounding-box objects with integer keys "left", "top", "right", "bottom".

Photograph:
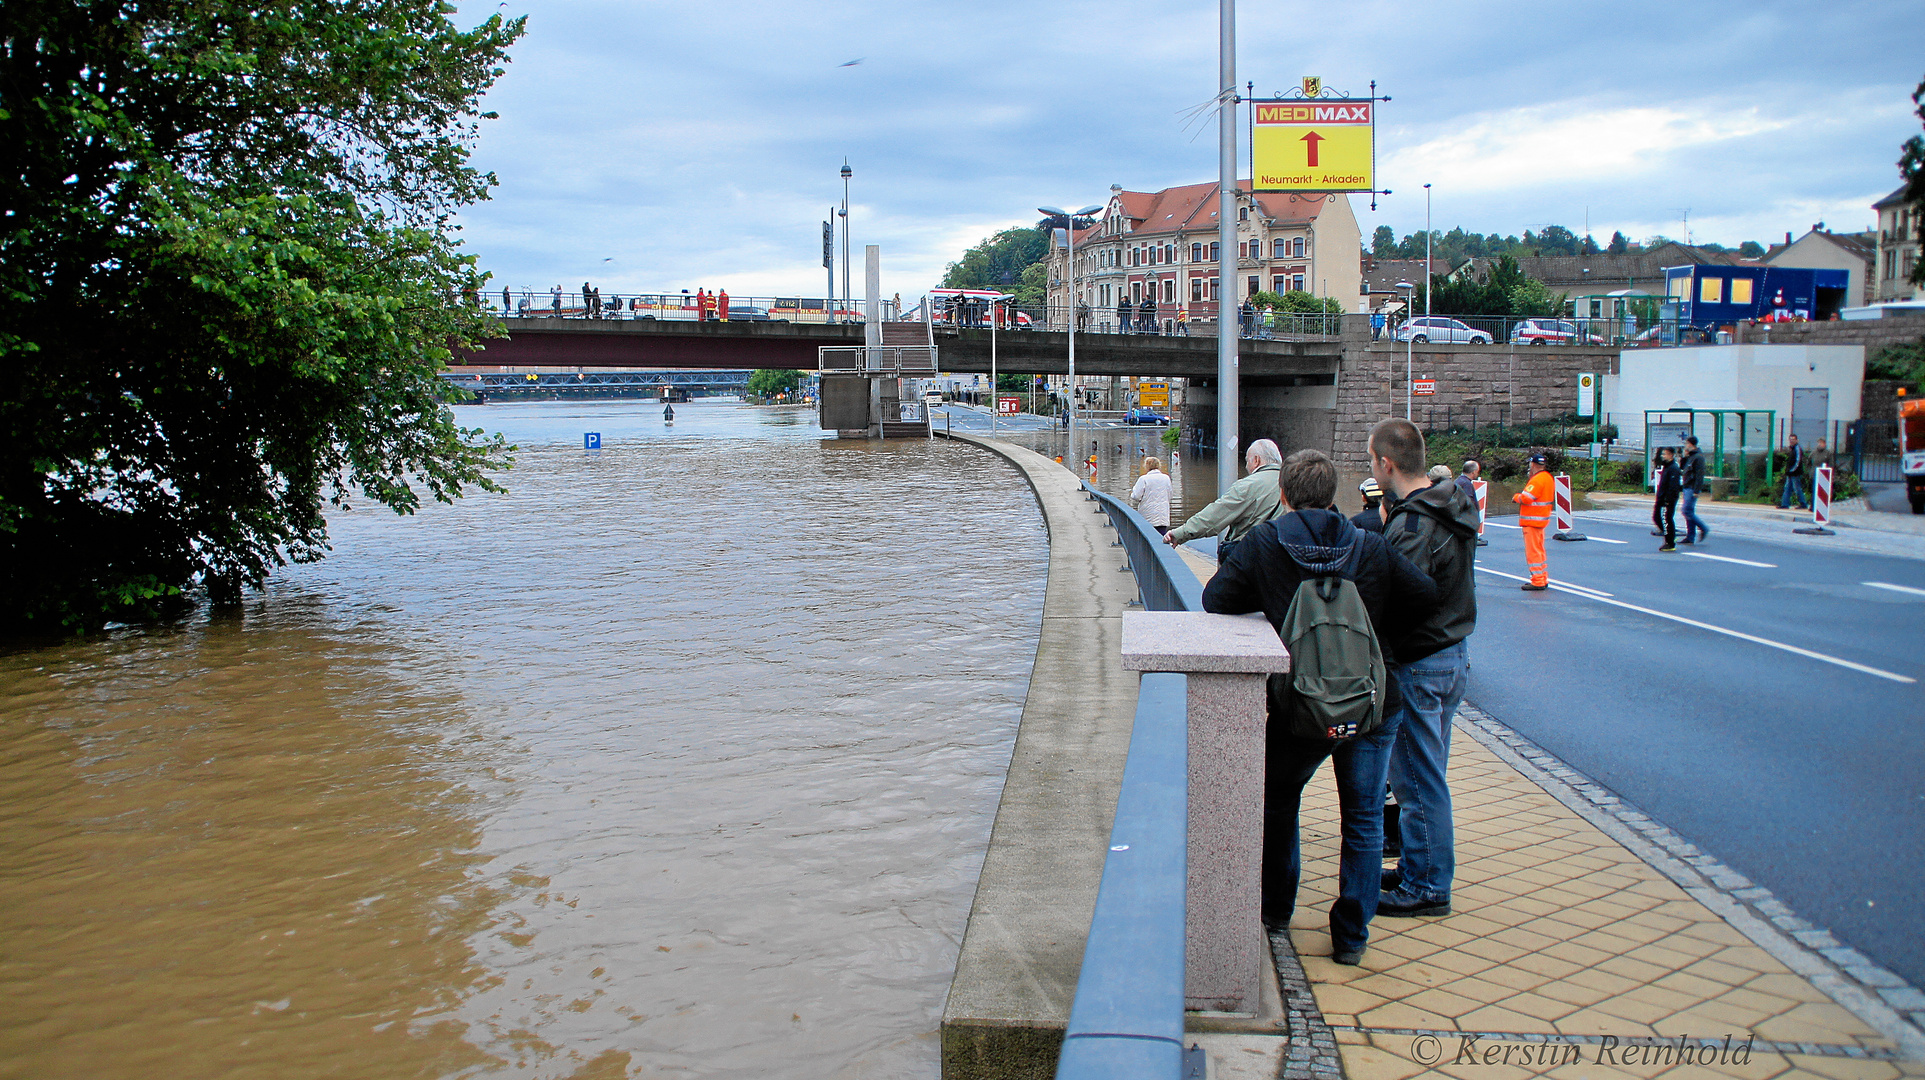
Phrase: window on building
[
  {"left": 1668, "top": 275, "right": 1690, "bottom": 300},
  {"left": 1164, "top": 280, "right": 1175, "bottom": 303},
  {"left": 1210, "top": 242, "right": 1220, "bottom": 262},
  {"left": 1248, "top": 275, "right": 1259, "bottom": 296},
  {"left": 1700, "top": 277, "right": 1723, "bottom": 304},
  {"left": 1292, "top": 274, "right": 1305, "bottom": 292},
  {"left": 1272, "top": 275, "right": 1287, "bottom": 292},
  {"left": 1210, "top": 277, "right": 1220, "bottom": 300},
  {"left": 1238, "top": 206, "right": 1249, "bottom": 221},
  {"left": 1191, "top": 278, "right": 1204, "bottom": 302},
  {"left": 1293, "top": 238, "right": 1305, "bottom": 258},
  {"left": 1589, "top": 298, "right": 1604, "bottom": 317},
  {"left": 1132, "top": 282, "right": 1142, "bottom": 304},
  {"left": 1191, "top": 242, "right": 1203, "bottom": 262},
  {"left": 1730, "top": 278, "right": 1753, "bottom": 305}
]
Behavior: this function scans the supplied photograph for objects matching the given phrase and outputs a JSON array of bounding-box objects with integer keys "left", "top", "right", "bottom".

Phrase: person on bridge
[
  {"left": 1163, "top": 438, "right": 1285, "bottom": 565},
  {"left": 1130, "top": 457, "right": 1172, "bottom": 535},
  {"left": 501, "top": 285, "right": 512, "bottom": 314},
  {"left": 1201, "top": 448, "right": 1440, "bottom": 965},
  {"left": 1139, "top": 295, "right": 1157, "bottom": 335},
  {"left": 1679, "top": 436, "right": 1708, "bottom": 544},
  {"left": 1369, "top": 418, "right": 1481, "bottom": 919},
  {"left": 717, "top": 289, "right": 731, "bottom": 322},
  {"left": 1514, "top": 454, "right": 1554, "bottom": 590},
  {"left": 1176, "top": 304, "right": 1189, "bottom": 335},
  {"left": 1116, "top": 296, "right": 1131, "bottom": 334}
]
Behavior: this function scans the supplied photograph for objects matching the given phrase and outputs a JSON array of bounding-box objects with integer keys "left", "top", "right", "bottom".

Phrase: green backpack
[{"left": 1269, "top": 553, "right": 1388, "bottom": 741}]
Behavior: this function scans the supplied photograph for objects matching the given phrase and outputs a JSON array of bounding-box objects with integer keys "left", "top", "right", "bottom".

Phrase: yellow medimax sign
[{"left": 1253, "top": 100, "right": 1373, "bottom": 192}]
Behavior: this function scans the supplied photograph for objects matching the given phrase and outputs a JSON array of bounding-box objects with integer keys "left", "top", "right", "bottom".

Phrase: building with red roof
[{"left": 1043, "top": 180, "right": 1361, "bottom": 333}]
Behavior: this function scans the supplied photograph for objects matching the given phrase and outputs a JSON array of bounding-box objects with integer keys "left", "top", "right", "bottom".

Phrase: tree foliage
[
  {"left": 746, "top": 369, "right": 799, "bottom": 398},
  {"left": 1249, "top": 290, "right": 1344, "bottom": 315},
  {"left": 1, "top": 1, "right": 525, "bottom": 633},
  {"left": 1369, "top": 223, "right": 1759, "bottom": 267},
  {"left": 1900, "top": 74, "right": 1925, "bottom": 288},
  {"left": 941, "top": 227, "right": 1047, "bottom": 291},
  {"left": 1426, "top": 256, "right": 1567, "bottom": 319}
]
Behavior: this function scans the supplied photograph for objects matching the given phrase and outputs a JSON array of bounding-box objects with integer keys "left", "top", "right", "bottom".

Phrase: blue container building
[{"left": 1663, "top": 264, "right": 1852, "bottom": 336}]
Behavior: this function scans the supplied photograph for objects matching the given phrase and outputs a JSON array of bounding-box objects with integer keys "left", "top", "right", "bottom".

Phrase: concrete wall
[
  {"left": 1734, "top": 311, "right": 1925, "bottom": 356},
  {"left": 1602, "top": 344, "right": 1865, "bottom": 428}
]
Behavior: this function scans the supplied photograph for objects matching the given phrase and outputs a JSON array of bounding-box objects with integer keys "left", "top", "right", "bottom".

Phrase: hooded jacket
[
  {"left": 1203, "top": 508, "right": 1440, "bottom": 719},
  {"left": 1167, "top": 463, "right": 1283, "bottom": 546},
  {"left": 1382, "top": 478, "right": 1481, "bottom": 662}
]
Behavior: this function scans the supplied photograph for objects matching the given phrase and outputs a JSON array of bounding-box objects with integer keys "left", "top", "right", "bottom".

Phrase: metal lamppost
[
  {"left": 1395, "top": 280, "right": 1415, "bottom": 420},
  {"left": 839, "top": 160, "right": 852, "bottom": 323},
  {"left": 1040, "top": 204, "right": 1104, "bottom": 467},
  {"left": 1424, "top": 183, "right": 1433, "bottom": 322}
]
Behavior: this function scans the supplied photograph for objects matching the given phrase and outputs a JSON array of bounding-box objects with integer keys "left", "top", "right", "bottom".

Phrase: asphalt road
[{"left": 1464, "top": 511, "right": 1925, "bottom": 988}]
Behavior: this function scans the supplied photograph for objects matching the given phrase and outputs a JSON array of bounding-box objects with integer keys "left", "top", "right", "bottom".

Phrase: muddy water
[{"left": 0, "top": 401, "right": 1046, "bottom": 1079}]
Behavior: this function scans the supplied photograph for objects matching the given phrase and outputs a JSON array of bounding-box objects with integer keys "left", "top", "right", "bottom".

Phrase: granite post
[{"left": 1120, "top": 610, "right": 1290, "bottom": 1015}]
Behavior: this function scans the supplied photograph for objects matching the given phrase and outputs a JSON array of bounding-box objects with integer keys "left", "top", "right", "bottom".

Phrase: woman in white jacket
[{"left": 1130, "top": 457, "right": 1173, "bottom": 534}]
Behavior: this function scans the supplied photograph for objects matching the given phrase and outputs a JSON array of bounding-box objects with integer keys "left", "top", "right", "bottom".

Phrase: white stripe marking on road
[
  {"left": 1474, "top": 565, "right": 1915, "bottom": 684},
  {"left": 1684, "top": 552, "right": 1777, "bottom": 568},
  {"left": 1584, "top": 535, "right": 1629, "bottom": 544},
  {"left": 1866, "top": 581, "right": 1925, "bottom": 598},
  {"left": 1484, "top": 521, "right": 1522, "bottom": 530},
  {"left": 1553, "top": 581, "right": 1615, "bottom": 598}
]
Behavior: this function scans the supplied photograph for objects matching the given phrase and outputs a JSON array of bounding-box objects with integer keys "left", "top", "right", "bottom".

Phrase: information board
[{"left": 1253, "top": 99, "right": 1374, "bottom": 193}]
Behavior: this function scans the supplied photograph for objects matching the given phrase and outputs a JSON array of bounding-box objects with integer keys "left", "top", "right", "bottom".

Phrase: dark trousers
[
  {"left": 1264, "top": 715, "right": 1400, "bottom": 952},
  {"left": 1655, "top": 495, "right": 1678, "bottom": 545}
]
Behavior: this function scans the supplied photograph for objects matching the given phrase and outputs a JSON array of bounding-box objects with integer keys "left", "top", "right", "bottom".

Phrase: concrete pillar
[{"left": 1120, "top": 610, "right": 1290, "bottom": 1015}]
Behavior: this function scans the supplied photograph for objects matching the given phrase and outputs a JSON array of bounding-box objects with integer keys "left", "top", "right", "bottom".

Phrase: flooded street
[{"left": 0, "top": 401, "right": 1047, "bottom": 1079}]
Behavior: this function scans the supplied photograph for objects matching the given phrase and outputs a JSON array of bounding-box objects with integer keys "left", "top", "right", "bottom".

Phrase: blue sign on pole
[{"left": 584, "top": 432, "right": 601, "bottom": 449}]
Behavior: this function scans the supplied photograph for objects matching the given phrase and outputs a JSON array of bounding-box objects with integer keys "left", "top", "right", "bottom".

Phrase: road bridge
[{"left": 451, "top": 316, "right": 1342, "bottom": 379}]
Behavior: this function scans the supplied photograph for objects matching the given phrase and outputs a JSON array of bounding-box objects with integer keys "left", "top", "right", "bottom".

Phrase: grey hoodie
[{"left": 1382, "top": 478, "right": 1481, "bottom": 662}]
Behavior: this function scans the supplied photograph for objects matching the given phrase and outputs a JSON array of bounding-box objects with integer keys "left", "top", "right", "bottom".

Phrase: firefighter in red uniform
[
  {"left": 717, "top": 289, "right": 731, "bottom": 322},
  {"left": 1514, "top": 454, "right": 1554, "bottom": 591}
]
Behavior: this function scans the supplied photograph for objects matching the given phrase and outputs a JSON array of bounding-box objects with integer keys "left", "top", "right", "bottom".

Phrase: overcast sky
[{"left": 451, "top": 0, "right": 1925, "bottom": 302}]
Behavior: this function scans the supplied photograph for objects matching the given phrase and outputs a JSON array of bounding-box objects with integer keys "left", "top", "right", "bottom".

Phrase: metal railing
[
  {"left": 817, "top": 345, "right": 937, "bottom": 376},
  {"left": 484, "top": 290, "right": 895, "bottom": 324},
  {"left": 1055, "top": 483, "right": 1204, "bottom": 1080}
]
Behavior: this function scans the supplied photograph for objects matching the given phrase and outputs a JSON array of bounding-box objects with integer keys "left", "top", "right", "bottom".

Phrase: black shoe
[
  {"left": 1520, "top": 583, "right": 1548, "bottom": 591},
  {"left": 1377, "top": 892, "right": 1451, "bottom": 917},
  {"left": 1380, "top": 867, "right": 1402, "bottom": 891},
  {"left": 1262, "top": 910, "right": 1290, "bottom": 934},
  {"left": 1679, "top": 538, "right": 1693, "bottom": 545},
  {"left": 1658, "top": 544, "right": 1677, "bottom": 552},
  {"left": 1650, "top": 528, "right": 1662, "bottom": 535},
  {"left": 1332, "top": 947, "right": 1364, "bottom": 966}
]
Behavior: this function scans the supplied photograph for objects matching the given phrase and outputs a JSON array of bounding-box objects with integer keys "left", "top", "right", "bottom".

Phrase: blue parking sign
[{"left": 584, "top": 432, "right": 601, "bottom": 449}]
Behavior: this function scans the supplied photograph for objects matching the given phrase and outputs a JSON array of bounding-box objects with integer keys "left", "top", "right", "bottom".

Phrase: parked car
[
  {"left": 1510, "top": 318, "right": 1602, "bottom": 345},
  {"left": 1393, "top": 316, "right": 1492, "bottom": 345},
  {"left": 726, "top": 306, "right": 775, "bottom": 322},
  {"left": 1124, "top": 407, "right": 1170, "bottom": 426}
]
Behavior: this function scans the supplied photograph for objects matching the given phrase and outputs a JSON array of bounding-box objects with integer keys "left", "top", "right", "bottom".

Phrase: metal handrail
[{"left": 1056, "top": 483, "right": 1204, "bottom": 1080}]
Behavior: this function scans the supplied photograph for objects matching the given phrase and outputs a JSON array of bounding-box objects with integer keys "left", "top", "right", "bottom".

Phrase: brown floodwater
[{"left": 0, "top": 401, "right": 1046, "bottom": 1079}]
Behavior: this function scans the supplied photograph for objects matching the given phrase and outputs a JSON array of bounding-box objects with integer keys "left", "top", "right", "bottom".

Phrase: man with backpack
[
  {"left": 1369, "top": 419, "right": 1482, "bottom": 919},
  {"left": 1203, "top": 448, "right": 1439, "bottom": 965}
]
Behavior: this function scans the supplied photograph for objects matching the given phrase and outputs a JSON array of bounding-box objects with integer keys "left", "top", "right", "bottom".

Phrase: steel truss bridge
[{"left": 440, "top": 370, "right": 754, "bottom": 394}]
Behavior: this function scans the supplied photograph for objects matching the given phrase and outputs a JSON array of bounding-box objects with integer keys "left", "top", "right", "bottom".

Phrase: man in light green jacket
[{"left": 1164, "top": 438, "right": 1285, "bottom": 564}]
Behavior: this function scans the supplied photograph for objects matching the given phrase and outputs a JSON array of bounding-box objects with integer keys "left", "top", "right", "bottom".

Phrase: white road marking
[
  {"left": 1475, "top": 565, "right": 1915, "bottom": 684},
  {"left": 1865, "top": 581, "right": 1925, "bottom": 598},
  {"left": 1476, "top": 564, "right": 1612, "bottom": 598},
  {"left": 1554, "top": 580, "right": 1615, "bottom": 598},
  {"left": 1484, "top": 521, "right": 1522, "bottom": 530},
  {"left": 1684, "top": 552, "right": 1777, "bottom": 568},
  {"left": 1584, "top": 535, "right": 1629, "bottom": 544}
]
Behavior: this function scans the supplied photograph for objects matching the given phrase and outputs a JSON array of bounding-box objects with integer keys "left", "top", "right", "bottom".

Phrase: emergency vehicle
[
  {"left": 1900, "top": 397, "right": 1925, "bottom": 515},
  {"left": 924, "top": 289, "right": 1033, "bottom": 328}
]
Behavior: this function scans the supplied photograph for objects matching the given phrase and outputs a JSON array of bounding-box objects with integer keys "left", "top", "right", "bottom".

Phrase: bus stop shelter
[{"left": 1643, "top": 401, "right": 1776, "bottom": 496}]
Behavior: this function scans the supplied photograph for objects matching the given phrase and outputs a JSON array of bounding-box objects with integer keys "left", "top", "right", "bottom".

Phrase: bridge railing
[
  {"left": 923, "top": 297, "right": 1345, "bottom": 340},
  {"left": 1055, "top": 483, "right": 1203, "bottom": 1080},
  {"left": 818, "top": 345, "right": 937, "bottom": 376},
  {"left": 487, "top": 290, "right": 897, "bottom": 324}
]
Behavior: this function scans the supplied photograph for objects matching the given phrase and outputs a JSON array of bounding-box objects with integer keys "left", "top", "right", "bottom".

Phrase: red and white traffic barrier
[
  {"left": 1553, "top": 473, "right": 1587, "bottom": 541},
  {"left": 1794, "top": 464, "right": 1836, "bottom": 535},
  {"left": 1472, "top": 480, "right": 1489, "bottom": 546}
]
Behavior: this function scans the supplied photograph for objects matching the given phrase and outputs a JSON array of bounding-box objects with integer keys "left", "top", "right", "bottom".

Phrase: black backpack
[{"left": 1268, "top": 543, "right": 1389, "bottom": 741}]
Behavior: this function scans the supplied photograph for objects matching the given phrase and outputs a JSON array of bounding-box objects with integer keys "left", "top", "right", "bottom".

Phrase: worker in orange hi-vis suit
[
  {"left": 1514, "top": 454, "right": 1555, "bottom": 591},
  {"left": 717, "top": 289, "right": 731, "bottom": 322}
]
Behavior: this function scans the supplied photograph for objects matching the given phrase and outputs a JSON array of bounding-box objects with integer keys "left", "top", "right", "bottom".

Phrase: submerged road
[{"left": 1464, "top": 511, "right": 1925, "bottom": 988}]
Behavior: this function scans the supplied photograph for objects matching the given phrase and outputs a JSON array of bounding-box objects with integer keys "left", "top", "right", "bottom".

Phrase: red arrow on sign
[{"left": 1301, "top": 131, "right": 1324, "bottom": 167}]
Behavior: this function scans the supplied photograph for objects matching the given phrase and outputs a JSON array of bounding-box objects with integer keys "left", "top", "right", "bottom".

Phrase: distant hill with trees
[{"left": 1370, "top": 225, "right": 1765, "bottom": 270}]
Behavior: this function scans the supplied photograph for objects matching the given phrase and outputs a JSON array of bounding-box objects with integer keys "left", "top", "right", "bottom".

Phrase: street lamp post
[
  {"left": 1395, "top": 280, "right": 1414, "bottom": 420},
  {"left": 1040, "top": 204, "right": 1105, "bottom": 469},
  {"left": 839, "top": 160, "right": 852, "bottom": 323},
  {"left": 1424, "top": 183, "right": 1433, "bottom": 322}
]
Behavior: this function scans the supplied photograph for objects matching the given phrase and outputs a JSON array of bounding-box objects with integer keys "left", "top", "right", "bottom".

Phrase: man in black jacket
[
  {"left": 1369, "top": 418, "right": 1481, "bottom": 918},
  {"left": 1204, "top": 449, "right": 1438, "bottom": 965},
  {"left": 1679, "top": 436, "right": 1708, "bottom": 544}
]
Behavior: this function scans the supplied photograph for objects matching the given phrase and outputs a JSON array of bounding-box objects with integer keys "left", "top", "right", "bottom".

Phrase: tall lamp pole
[
  {"left": 840, "top": 160, "right": 852, "bottom": 323},
  {"left": 1216, "top": 0, "right": 1239, "bottom": 495},
  {"left": 1424, "top": 183, "right": 1433, "bottom": 322},
  {"left": 1395, "top": 280, "right": 1414, "bottom": 419},
  {"left": 1040, "top": 204, "right": 1105, "bottom": 469}
]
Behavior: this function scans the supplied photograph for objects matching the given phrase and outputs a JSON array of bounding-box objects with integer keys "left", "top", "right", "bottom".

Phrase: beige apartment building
[
  {"left": 1872, "top": 186, "right": 1921, "bottom": 303},
  {"left": 1044, "top": 180, "right": 1361, "bottom": 333}
]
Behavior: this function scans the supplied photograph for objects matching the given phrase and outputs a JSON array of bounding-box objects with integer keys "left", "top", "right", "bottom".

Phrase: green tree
[
  {"left": 1015, "top": 261, "right": 1048, "bottom": 308},
  {"left": 1607, "top": 230, "right": 1630, "bottom": 254},
  {"left": 1, "top": 1, "right": 524, "bottom": 633},
  {"left": 1898, "top": 74, "right": 1925, "bottom": 288},
  {"left": 942, "top": 227, "right": 1048, "bottom": 291},
  {"left": 746, "top": 370, "right": 800, "bottom": 398},
  {"left": 1370, "top": 225, "right": 1398, "bottom": 257},
  {"left": 1738, "top": 241, "right": 1766, "bottom": 258}
]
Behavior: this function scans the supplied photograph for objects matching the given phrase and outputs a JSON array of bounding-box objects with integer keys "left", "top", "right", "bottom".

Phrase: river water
[{"left": 0, "top": 401, "right": 1048, "bottom": 1080}]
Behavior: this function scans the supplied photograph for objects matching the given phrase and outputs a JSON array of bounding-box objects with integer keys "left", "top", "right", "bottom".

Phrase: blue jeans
[
  {"left": 1681, "top": 488, "right": 1706, "bottom": 541},
  {"left": 1264, "top": 712, "right": 1400, "bottom": 953},
  {"left": 1385, "top": 639, "right": 1469, "bottom": 904},
  {"left": 1780, "top": 473, "right": 1806, "bottom": 509}
]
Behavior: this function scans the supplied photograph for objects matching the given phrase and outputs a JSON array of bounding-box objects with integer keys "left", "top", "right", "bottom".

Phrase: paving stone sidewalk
[{"left": 1229, "top": 703, "right": 1925, "bottom": 1080}]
